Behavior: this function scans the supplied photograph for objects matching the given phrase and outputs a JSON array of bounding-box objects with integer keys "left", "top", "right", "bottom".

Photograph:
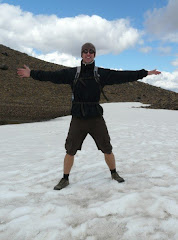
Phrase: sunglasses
[{"left": 82, "top": 49, "right": 95, "bottom": 54}]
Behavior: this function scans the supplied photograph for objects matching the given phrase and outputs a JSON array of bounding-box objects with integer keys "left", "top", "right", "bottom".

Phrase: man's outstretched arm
[
  {"left": 17, "top": 64, "right": 75, "bottom": 84},
  {"left": 100, "top": 68, "right": 162, "bottom": 86}
]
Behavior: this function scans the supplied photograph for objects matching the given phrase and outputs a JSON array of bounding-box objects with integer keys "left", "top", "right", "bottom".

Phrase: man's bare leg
[
  {"left": 104, "top": 152, "right": 116, "bottom": 170},
  {"left": 64, "top": 154, "right": 74, "bottom": 174}
]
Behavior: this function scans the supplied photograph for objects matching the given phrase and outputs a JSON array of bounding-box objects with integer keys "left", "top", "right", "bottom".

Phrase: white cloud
[
  {"left": 0, "top": 3, "right": 142, "bottom": 58},
  {"left": 171, "top": 59, "right": 178, "bottom": 67},
  {"left": 139, "top": 46, "right": 152, "bottom": 53},
  {"left": 141, "top": 71, "right": 178, "bottom": 93},
  {"left": 144, "top": 0, "right": 178, "bottom": 42},
  {"left": 157, "top": 46, "right": 172, "bottom": 55},
  {"left": 32, "top": 51, "right": 81, "bottom": 67}
]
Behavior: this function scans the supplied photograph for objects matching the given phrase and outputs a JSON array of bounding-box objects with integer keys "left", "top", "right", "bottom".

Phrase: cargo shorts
[{"left": 65, "top": 116, "right": 112, "bottom": 155}]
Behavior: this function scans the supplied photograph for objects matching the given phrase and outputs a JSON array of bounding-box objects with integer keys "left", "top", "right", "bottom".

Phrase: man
[{"left": 17, "top": 42, "right": 161, "bottom": 190}]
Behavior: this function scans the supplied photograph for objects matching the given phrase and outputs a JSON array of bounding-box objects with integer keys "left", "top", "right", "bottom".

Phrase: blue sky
[
  {"left": 0, "top": 0, "right": 167, "bottom": 19},
  {"left": 0, "top": 0, "right": 178, "bottom": 91}
]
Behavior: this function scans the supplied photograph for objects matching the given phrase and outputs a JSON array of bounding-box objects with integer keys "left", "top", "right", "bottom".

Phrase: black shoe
[
  {"left": 111, "top": 172, "right": 125, "bottom": 183},
  {"left": 54, "top": 178, "right": 69, "bottom": 190}
]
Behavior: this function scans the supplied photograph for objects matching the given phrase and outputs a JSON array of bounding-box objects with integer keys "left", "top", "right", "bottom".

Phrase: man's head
[{"left": 81, "top": 42, "right": 96, "bottom": 64}]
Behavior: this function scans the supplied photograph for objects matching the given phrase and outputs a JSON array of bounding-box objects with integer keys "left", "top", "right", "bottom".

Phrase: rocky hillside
[{"left": 0, "top": 44, "right": 177, "bottom": 125}]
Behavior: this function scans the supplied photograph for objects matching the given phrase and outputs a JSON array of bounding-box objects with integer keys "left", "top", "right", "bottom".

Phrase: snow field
[{"left": 0, "top": 103, "right": 177, "bottom": 240}]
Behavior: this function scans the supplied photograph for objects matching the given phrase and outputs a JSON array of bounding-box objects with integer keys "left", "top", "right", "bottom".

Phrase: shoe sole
[{"left": 53, "top": 183, "right": 69, "bottom": 190}]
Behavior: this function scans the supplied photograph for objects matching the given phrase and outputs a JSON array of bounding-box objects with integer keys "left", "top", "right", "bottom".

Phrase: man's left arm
[{"left": 100, "top": 68, "right": 161, "bottom": 86}]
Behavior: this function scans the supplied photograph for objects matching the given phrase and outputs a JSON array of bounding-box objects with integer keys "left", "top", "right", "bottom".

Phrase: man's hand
[
  {"left": 17, "top": 65, "right": 31, "bottom": 78},
  {"left": 147, "top": 69, "right": 161, "bottom": 75}
]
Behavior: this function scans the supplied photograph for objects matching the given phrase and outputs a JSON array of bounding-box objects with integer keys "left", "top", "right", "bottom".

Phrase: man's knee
[
  {"left": 66, "top": 153, "right": 75, "bottom": 158},
  {"left": 104, "top": 152, "right": 113, "bottom": 156}
]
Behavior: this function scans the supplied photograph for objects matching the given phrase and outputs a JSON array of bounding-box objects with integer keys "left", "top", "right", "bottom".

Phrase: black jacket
[{"left": 30, "top": 61, "right": 148, "bottom": 118}]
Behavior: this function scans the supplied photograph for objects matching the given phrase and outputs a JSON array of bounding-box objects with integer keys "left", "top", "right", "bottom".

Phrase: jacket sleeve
[
  {"left": 30, "top": 67, "right": 76, "bottom": 85},
  {"left": 99, "top": 68, "right": 148, "bottom": 86}
]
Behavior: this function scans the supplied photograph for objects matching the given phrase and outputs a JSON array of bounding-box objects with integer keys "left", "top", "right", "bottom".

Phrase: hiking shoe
[
  {"left": 111, "top": 172, "right": 125, "bottom": 183},
  {"left": 54, "top": 178, "right": 69, "bottom": 190}
]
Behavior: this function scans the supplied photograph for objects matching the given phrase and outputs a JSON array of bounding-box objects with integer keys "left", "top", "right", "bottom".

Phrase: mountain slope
[{"left": 0, "top": 44, "right": 177, "bottom": 124}]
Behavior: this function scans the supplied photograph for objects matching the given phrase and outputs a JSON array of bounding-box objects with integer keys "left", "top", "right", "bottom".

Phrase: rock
[
  {"left": 0, "top": 64, "right": 8, "bottom": 70},
  {"left": 1, "top": 52, "right": 9, "bottom": 56}
]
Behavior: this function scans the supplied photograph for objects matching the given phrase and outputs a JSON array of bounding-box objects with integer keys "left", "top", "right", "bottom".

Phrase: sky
[
  {"left": 0, "top": 0, "right": 178, "bottom": 92},
  {"left": 0, "top": 102, "right": 178, "bottom": 240}
]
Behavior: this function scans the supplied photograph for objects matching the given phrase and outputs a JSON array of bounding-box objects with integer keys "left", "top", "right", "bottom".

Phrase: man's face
[{"left": 82, "top": 49, "right": 95, "bottom": 64}]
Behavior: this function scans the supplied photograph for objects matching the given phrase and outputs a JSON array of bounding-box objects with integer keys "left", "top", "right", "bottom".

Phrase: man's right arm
[{"left": 17, "top": 65, "right": 76, "bottom": 85}]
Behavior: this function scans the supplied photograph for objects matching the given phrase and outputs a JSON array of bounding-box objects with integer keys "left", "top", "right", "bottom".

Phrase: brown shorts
[{"left": 65, "top": 116, "right": 112, "bottom": 155}]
